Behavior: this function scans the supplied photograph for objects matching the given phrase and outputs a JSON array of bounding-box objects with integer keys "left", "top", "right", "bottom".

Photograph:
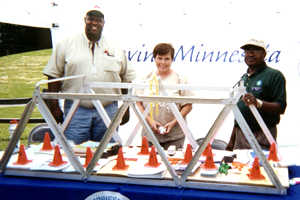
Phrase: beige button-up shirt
[{"left": 43, "top": 33, "right": 136, "bottom": 107}]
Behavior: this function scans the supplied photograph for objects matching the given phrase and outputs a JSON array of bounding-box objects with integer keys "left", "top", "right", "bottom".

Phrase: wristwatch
[{"left": 256, "top": 99, "right": 263, "bottom": 108}]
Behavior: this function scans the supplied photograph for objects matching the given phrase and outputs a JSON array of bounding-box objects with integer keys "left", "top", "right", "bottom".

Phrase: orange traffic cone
[
  {"left": 145, "top": 146, "right": 161, "bottom": 167},
  {"left": 13, "top": 144, "right": 32, "bottom": 165},
  {"left": 268, "top": 142, "right": 279, "bottom": 162},
  {"left": 202, "top": 143, "right": 212, "bottom": 157},
  {"left": 41, "top": 132, "right": 53, "bottom": 151},
  {"left": 83, "top": 147, "right": 95, "bottom": 168},
  {"left": 247, "top": 157, "right": 265, "bottom": 180},
  {"left": 202, "top": 147, "right": 217, "bottom": 169},
  {"left": 49, "top": 145, "right": 67, "bottom": 167},
  {"left": 181, "top": 144, "right": 193, "bottom": 164},
  {"left": 113, "top": 147, "right": 129, "bottom": 170},
  {"left": 138, "top": 136, "right": 149, "bottom": 155}
]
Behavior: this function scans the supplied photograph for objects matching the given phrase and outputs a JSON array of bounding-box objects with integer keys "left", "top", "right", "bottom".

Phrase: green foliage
[{"left": 0, "top": 49, "right": 52, "bottom": 150}]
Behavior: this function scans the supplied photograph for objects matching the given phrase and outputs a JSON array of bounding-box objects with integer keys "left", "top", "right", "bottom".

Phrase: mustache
[
  {"left": 85, "top": 28, "right": 102, "bottom": 41},
  {"left": 86, "top": 32, "right": 101, "bottom": 41}
]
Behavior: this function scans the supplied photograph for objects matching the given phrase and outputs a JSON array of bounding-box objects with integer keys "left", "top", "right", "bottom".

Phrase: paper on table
[
  {"left": 30, "top": 154, "right": 69, "bottom": 171},
  {"left": 233, "top": 149, "right": 251, "bottom": 164},
  {"left": 174, "top": 161, "right": 201, "bottom": 174},
  {"left": 127, "top": 162, "right": 166, "bottom": 178},
  {"left": 30, "top": 143, "right": 55, "bottom": 155},
  {"left": 7, "top": 154, "right": 34, "bottom": 169},
  {"left": 237, "top": 145, "right": 300, "bottom": 167},
  {"left": 199, "top": 149, "right": 235, "bottom": 163},
  {"left": 6, "top": 147, "right": 40, "bottom": 169},
  {"left": 200, "top": 163, "right": 220, "bottom": 177},
  {"left": 63, "top": 157, "right": 113, "bottom": 172}
]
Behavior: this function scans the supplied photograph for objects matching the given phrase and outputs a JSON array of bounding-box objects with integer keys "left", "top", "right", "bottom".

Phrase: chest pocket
[{"left": 101, "top": 55, "right": 122, "bottom": 82}]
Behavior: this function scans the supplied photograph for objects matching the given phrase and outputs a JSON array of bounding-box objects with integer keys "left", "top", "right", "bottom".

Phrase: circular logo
[
  {"left": 85, "top": 191, "right": 130, "bottom": 200},
  {"left": 256, "top": 80, "right": 262, "bottom": 86}
]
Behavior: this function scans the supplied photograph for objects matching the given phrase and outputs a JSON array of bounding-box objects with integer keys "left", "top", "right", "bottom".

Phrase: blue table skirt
[{"left": 1, "top": 166, "right": 300, "bottom": 200}]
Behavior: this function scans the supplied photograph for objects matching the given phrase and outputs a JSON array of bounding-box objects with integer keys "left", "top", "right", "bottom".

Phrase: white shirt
[{"left": 43, "top": 32, "right": 136, "bottom": 107}]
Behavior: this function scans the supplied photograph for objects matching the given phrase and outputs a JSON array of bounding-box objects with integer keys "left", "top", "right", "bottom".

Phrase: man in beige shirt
[{"left": 43, "top": 8, "right": 135, "bottom": 144}]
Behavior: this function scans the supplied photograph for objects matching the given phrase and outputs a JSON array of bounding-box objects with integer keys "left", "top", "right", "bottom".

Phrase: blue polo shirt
[{"left": 236, "top": 62, "right": 287, "bottom": 131}]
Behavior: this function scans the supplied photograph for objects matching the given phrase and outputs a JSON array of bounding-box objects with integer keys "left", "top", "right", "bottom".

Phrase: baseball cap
[
  {"left": 85, "top": 5, "right": 104, "bottom": 18},
  {"left": 81, "top": 2, "right": 105, "bottom": 17},
  {"left": 240, "top": 39, "right": 267, "bottom": 52}
]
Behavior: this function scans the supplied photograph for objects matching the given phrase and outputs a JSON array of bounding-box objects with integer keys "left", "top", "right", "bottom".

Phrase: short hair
[
  {"left": 86, "top": 10, "right": 104, "bottom": 19},
  {"left": 153, "top": 43, "right": 175, "bottom": 59}
]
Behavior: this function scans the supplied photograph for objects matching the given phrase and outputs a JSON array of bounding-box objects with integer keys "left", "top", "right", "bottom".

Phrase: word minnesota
[{"left": 128, "top": 44, "right": 280, "bottom": 63}]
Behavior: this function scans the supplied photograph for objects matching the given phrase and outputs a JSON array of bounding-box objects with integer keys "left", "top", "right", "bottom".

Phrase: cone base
[
  {"left": 13, "top": 160, "right": 32, "bottom": 165},
  {"left": 49, "top": 161, "right": 67, "bottom": 167},
  {"left": 145, "top": 162, "right": 161, "bottom": 168},
  {"left": 247, "top": 173, "right": 265, "bottom": 180},
  {"left": 180, "top": 160, "right": 190, "bottom": 165},
  {"left": 83, "top": 163, "right": 99, "bottom": 168},
  {"left": 112, "top": 165, "right": 129, "bottom": 171},
  {"left": 138, "top": 152, "right": 149, "bottom": 155},
  {"left": 201, "top": 163, "right": 218, "bottom": 170},
  {"left": 200, "top": 168, "right": 218, "bottom": 177},
  {"left": 40, "top": 148, "right": 53, "bottom": 152}
]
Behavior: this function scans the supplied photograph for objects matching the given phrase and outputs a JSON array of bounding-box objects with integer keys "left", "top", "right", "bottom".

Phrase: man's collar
[
  {"left": 88, "top": 41, "right": 99, "bottom": 49},
  {"left": 82, "top": 32, "right": 102, "bottom": 48},
  {"left": 247, "top": 62, "right": 267, "bottom": 76}
]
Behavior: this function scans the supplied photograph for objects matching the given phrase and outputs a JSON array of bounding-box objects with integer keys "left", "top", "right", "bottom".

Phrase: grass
[{"left": 0, "top": 49, "right": 51, "bottom": 150}]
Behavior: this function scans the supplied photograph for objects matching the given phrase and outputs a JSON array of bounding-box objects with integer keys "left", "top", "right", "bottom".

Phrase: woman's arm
[{"left": 136, "top": 102, "right": 161, "bottom": 133}]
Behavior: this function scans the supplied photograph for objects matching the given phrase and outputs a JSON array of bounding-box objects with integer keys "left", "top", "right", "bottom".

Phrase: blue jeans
[{"left": 64, "top": 100, "right": 118, "bottom": 144}]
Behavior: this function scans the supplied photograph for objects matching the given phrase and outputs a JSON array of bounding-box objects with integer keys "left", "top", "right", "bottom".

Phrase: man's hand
[
  {"left": 51, "top": 103, "right": 64, "bottom": 123},
  {"left": 242, "top": 93, "right": 283, "bottom": 114},
  {"left": 242, "top": 93, "right": 258, "bottom": 107},
  {"left": 46, "top": 76, "right": 63, "bottom": 123},
  {"left": 46, "top": 99, "right": 63, "bottom": 123}
]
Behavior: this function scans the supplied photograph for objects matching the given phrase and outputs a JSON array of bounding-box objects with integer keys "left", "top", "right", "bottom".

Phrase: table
[{"left": 0, "top": 166, "right": 300, "bottom": 200}]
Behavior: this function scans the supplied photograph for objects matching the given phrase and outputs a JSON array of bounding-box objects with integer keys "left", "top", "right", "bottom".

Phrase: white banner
[
  {"left": 2, "top": 0, "right": 299, "bottom": 146},
  {"left": 48, "top": 0, "right": 300, "bottom": 146}
]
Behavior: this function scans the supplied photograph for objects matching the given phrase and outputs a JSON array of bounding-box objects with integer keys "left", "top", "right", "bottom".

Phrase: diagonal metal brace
[{"left": 0, "top": 98, "right": 36, "bottom": 173}]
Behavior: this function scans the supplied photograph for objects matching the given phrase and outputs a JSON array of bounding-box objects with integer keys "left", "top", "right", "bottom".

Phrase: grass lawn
[{"left": 0, "top": 49, "right": 51, "bottom": 150}]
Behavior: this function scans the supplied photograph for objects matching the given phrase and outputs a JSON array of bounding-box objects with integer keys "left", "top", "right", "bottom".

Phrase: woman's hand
[
  {"left": 164, "top": 120, "right": 177, "bottom": 134},
  {"left": 147, "top": 118, "right": 162, "bottom": 134}
]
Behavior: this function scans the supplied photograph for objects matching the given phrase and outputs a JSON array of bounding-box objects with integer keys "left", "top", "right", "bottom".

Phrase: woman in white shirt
[{"left": 136, "top": 43, "right": 193, "bottom": 150}]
